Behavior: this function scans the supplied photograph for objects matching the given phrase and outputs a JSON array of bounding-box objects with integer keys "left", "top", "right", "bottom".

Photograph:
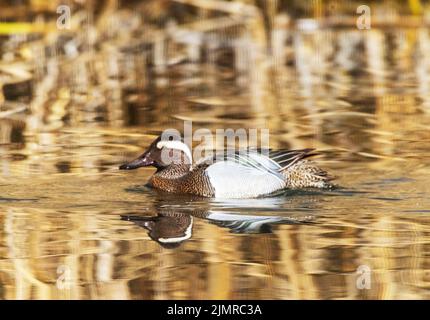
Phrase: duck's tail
[
  {"left": 268, "top": 149, "right": 335, "bottom": 188},
  {"left": 280, "top": 159, "right": 336, "bottom": 189}
]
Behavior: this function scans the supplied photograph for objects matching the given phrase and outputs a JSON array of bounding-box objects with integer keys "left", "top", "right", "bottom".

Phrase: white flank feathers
[{"left": 205, "top": 152, "right": 286, "bottom": 198}]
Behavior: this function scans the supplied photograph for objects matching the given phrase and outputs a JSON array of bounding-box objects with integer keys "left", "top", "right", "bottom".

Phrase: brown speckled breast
[{"left": 150, "top": 164, "right": 215, "bottom": 197}]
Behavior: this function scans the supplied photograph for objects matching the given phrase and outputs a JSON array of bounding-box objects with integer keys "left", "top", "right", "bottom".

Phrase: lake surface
[{"left": 1, "top": 26, "right": 430, "bottom": 299}]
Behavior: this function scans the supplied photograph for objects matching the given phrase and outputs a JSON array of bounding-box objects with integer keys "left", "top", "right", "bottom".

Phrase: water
[{"left": 1, "top": 27, "right": 430, "bottom": 299}]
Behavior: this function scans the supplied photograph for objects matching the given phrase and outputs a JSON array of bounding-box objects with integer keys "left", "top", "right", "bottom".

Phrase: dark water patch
[
  {"left": 296, "top": 188, "right": 370, "bottom": 197},
  {"left": 124, "top": 185, "right": 151, "bottom": 193},
  {"left": 369, "top": 197, "right": 403, "bottom": 201},
  {"left": 381, "top": 177, "right": 415, "bottom": 184},
  {"left": 273, "top": 188, "right": 338, "bottom": 197},
  {"left": 64, "top": 204, "right": 98, "bottom": 209},
  {"left": 0, "top": 197, "right": 39, "bottom": 203},
  {"left": 361, "top": 177, "right": 415, "bottom": 186}
]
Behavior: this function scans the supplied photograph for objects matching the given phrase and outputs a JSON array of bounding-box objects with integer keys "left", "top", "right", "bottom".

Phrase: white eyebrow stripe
[{"left": 156, "top": 140, "right": 193, "bottom": 163}]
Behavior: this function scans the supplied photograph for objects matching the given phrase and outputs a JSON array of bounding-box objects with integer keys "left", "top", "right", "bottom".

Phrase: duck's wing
[
  {"left": 269, "top": 149, "right": 318, "bottom": 171},
  {"left": 196, "top": 148, "right": 318, "bottom": 171},
  {"left": 198, "top": 150, "right": 281, "bottom": 177}
]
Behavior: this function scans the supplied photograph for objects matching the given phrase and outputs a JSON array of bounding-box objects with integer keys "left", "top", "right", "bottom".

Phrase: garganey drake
[{"left": 119, "top": 136, "right": 334, "bottom": 199}]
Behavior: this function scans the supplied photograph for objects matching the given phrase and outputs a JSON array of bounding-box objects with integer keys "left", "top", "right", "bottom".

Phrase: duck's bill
[{"left": 119, "top": 156, "right": 153, "bottom": 170}]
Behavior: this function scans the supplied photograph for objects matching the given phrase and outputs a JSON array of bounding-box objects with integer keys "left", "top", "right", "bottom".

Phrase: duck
[{"left": 119, "top": 135, "right": 335, "bottom": 199}]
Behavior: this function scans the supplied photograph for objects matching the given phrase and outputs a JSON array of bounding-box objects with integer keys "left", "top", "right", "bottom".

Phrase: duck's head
[{"left": 119, "top": 135, "right": 192, "bottom": 170}]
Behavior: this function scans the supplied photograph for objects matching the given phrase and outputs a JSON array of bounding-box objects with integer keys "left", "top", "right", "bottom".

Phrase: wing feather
[{"left": 269, "top": 149, "right": 318, "bottom": 171}]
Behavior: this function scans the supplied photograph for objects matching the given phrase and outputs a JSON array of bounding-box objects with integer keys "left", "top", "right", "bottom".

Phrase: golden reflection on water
[{"left": 1, "top": 6, "right": 430, "bottom": 299}]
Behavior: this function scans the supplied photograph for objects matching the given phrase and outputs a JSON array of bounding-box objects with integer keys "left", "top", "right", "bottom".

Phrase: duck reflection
[
  {"left": 121, "top": 194, "right": 315, "bottom": 248},
  {"left": 122, "top": 212, "right": 193, "bottom": 249}
]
